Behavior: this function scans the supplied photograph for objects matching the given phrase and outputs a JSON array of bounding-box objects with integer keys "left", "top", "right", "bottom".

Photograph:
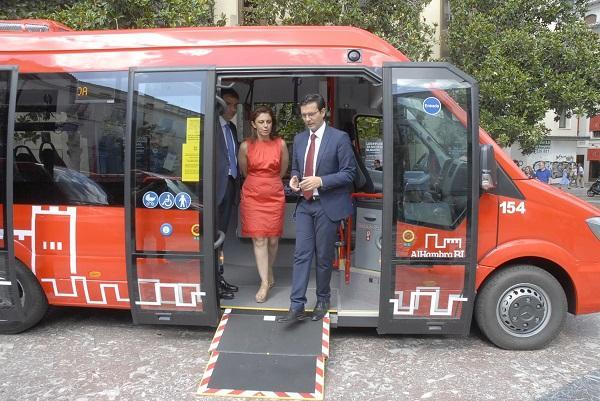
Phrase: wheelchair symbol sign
[
  {"left": 175, "top": 192, "right": 192, "bottom": 210},
  {"left": 142, "top": 191, "right": 159, "bottom": 208},
  {"left": 158, "top": 192, "right": 175, "bottom": 209}
]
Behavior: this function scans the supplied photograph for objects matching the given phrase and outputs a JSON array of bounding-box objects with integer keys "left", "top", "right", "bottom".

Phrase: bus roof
[{"left": 0, "top": 24, "right": 408, "bottom": 73}]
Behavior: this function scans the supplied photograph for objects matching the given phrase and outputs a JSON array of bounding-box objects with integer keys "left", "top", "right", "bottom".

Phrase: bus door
[
  {"left": 378, "top": 63, "right": 479, "bottom": 335},
  {"left": 124, "top": 68, "right": 219, "bottom": 326},
  {"left": 0, "top": 67, "right": 18, "bottom": 322}
]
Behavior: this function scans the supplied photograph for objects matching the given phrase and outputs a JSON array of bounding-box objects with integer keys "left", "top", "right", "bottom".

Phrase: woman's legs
[
  {"left": 252, "top": 237, "right": 269, "bottom": 302},
  {"left": 267, "top": 237, "right": 280, "bottom": 287}
]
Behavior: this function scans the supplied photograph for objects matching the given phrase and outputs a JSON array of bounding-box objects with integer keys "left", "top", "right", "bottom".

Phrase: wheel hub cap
[{"left": 497, "top": 285, "right": 550, "bottom": 337}]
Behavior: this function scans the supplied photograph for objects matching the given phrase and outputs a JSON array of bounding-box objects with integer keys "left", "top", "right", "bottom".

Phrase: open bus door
[
  {"left": 0, "top": 67, "right": 19, "bottom": 322},
  {"left": 124, "top": 67, "right": 219, "bottom": 326},
  {"left": 378, "top": 63, "right": 479, "bottom": 335}
]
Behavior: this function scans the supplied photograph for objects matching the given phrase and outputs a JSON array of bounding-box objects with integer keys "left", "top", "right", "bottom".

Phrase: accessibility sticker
[
  {"left": 175, "top": 192, "right": 192, "bottom": 210},
  {"left": 142, "top": 191, "right": 159, "bottom": 208},
  {"left": 159, "top": 192, "right": 175, "bottom": 209}
]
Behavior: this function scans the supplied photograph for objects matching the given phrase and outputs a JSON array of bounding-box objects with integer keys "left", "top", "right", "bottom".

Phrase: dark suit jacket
[
  {"left": 215, "top": 121, "right": 240, "bottom": 205},
  {"left": 291, "top": 125, "right": 356, "bottom": 221}
]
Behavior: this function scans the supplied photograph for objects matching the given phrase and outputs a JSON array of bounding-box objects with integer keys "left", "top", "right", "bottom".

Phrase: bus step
[{"left": 198, "top": 308, "right": 330, "bottom": 400}]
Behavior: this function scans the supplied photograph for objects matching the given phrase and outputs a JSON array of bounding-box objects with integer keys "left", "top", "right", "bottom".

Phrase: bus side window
[{"left": 13, "top": 71, "right": 128, "bottom": 206}]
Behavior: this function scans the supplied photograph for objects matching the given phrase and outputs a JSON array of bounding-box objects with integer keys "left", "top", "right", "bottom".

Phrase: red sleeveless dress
[{"left": 240, "top": 137, "right": 285, "bottom": 237}]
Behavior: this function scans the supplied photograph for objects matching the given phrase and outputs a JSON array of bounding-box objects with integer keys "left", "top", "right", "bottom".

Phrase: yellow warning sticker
[{"left": 182, "top": 117, "right": 202, "bottom": 182}]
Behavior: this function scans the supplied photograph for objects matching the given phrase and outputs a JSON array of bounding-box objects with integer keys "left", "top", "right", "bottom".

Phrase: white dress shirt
[{"left": 303, "top": 122, "right": 326, "bottom": 196}]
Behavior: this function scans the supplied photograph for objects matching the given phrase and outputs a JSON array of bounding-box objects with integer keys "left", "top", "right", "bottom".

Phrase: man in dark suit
[
  {"left": 278, "top": 94, "right": 356, "bottom": 322},
  {"left": 215, "top": 88, "right": 240, "bottom": 299}
]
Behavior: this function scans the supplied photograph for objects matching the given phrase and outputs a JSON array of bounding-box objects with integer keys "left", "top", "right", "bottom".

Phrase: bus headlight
[{"left": 586, "top": 217, "right": 600, "bottom": 240}]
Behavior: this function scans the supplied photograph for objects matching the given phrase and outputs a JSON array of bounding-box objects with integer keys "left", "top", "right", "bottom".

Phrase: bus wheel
[
  {"left": 475, "top": 265, "right": 567, "bottom": 350},
  {"left": 0, "top": 260, "right": 48, "bottom": 334}
]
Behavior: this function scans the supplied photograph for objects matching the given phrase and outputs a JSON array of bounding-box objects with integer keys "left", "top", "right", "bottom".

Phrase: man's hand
[
  {"left": 299, "top": 176, "right": 321, "bottom": 192},
  {"left": 289, "top": 175, "right": 301, "bottom": 192}
]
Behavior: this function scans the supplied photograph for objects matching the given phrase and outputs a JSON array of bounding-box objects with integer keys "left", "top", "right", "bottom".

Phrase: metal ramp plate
[{"left": 198, "top": 309, "right": 330, "bottom": 400}]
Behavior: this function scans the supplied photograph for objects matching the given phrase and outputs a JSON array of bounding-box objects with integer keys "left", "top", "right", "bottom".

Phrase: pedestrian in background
[
  {"left": 577, "top": 163, "right": 585, "bottom": 188},
  {"left": 535, "top": 161, "right": 551, "bottom": 184},
  {"left": 560, "top": 168, "right": 570, "bottom": 190},
  {"left": 522, "top": 165, "right": 534, "bottom": 178}
]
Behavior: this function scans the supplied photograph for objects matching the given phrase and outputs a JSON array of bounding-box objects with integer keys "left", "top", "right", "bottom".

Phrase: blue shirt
[{"left": 535, "top": 168, "right": 551, "bottom": 183}]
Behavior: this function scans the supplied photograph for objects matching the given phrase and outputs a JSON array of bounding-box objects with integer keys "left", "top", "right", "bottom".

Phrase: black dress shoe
[
  {"left": 219, "top": 278, "right": 239, "bottom": 292},
  {"left": 218, "top": 289, "right": 235, "bottom": 300},
  {"left": 311, "top": 301, "right": 330, "bottom": 321},
  {"left": 277, "top": 308, "right": 307, "bottom": 323}
]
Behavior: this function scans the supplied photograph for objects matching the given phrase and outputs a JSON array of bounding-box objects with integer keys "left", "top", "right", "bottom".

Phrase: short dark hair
[
  {"left": 249, "top": 106, "right": 278, "bottom": 141},
  {"left": 220, "top": 87, "right": 239, "bottom": 99},
  {"left": 300, "top": 93, "right": 326, "bottom": 110}
]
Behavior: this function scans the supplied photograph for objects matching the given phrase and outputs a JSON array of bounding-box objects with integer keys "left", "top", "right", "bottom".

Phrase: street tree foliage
[
  {"left": 0, "top": 0, "right": 223, "bottom": 30},
  {"left": 448, "top": 0, "right": 600, "bottom": 153},
  {"left": 243, "top": 0, "right": 436, "bottom": 61}
]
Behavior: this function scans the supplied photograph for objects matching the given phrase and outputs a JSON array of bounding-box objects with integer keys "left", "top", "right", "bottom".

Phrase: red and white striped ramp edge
[
  {"left": 197, "top": 352, "right": 325, "bottom": 400},
  {"left": 208, "top": 308, "right": 232, "bottom": 353},
  {"left": 322, "top": 313, "right": 330, "bottom": 359}
]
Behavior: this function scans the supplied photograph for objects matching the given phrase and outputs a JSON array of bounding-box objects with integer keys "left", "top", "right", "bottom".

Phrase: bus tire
[
  {"left": 475, "top": 265, "right": 567, "bottom": 350},
  {"left": 0, "top": 260, "right": 48, "bottom": 334}
]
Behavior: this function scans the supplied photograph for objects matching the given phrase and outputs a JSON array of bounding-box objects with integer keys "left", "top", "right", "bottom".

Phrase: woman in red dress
[{"left": 238, "top": 106, "right": 289, "bottom": 303}]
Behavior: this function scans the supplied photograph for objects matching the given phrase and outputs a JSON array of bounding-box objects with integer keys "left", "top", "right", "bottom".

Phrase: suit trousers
[
  {"left": 218, "top": 176, "right": 236, "bottom": 232},
  {"left": 290, "top": 198, "right": 339, "bottom": 311},
  {"left": 217, "top": 176, "right": 236, "bottom": 275}
]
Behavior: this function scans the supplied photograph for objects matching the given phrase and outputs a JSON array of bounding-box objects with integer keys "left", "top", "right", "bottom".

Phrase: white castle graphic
[
  {"left": 1, "top": 205, "right": 204, "bottom": 307},
  {"left": 424, "top": 233, "right": 463, "bottom": 249},
  {"left": 389, "top": 286, "right": 468, "bottom": 316}
]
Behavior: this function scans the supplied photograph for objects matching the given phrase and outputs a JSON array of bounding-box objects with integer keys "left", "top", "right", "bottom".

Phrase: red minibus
[{"left": 1, "top": 20, "right": 599, "bottom": 352}]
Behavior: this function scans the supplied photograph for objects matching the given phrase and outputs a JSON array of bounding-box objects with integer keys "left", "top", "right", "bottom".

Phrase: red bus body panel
[{"left": 1, "top": 25, "right": 599, "bottom": 315}]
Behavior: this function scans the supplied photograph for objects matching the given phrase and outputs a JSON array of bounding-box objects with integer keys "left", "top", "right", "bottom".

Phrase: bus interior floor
[{"left": 220, "top": 263, "right": 380, "bottom": 313}]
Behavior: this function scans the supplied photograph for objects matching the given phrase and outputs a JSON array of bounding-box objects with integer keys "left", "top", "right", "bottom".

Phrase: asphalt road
[
  {"left": 1, "top": 307, "right": 599, "bottom": 401},
  {"left": 1, "top": 189, "right": 599, "bottom": 401}
]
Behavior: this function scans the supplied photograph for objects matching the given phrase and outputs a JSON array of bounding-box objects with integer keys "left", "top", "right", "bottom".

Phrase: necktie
[
  {"left": 303, "top": 133, "right": 317, "bottom": 200},
  {"left": 224, "top": 123, "right": 237, "bottom": 178}
]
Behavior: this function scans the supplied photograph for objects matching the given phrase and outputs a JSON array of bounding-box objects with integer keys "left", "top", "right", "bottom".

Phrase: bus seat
[
  {"left": 38, "top": 141, "right": 67, "bottom": 168},
  {"left": 14, "top": 145, "right": 38, "bottom": 163},
  {"left": 352, "top": 146, "right": 375, "bottom": 193},
  {"left": 39, "top": 147, "right": 55, "bottom": 177}
]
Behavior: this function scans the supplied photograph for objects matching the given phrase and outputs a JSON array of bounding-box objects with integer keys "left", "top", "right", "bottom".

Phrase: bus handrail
[{"left": 214, "top": 230, "right": 225, "bottom": 250}]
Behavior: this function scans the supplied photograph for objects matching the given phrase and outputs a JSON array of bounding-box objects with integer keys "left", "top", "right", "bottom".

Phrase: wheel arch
[{"left": 478, "top": 257, "right": 576, "bottom": 314}]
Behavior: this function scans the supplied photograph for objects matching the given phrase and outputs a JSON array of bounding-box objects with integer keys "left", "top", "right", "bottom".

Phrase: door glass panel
[
  {"left": 390, "top": 264, "right": 466, "bottom": 319},
  {"left": 392, "top": 75, "right": 472, "bottom": 259},
  {"left": 131, "top": 71, "right": 205, "bottom": 253},
  {"left": 136, "top": 257, "right": 204, "bottom": 312},
  {"left": 129, "top": 70, "right": 209, "bottom": 321},
  {"left": 381, "top": 65, "right": 476, "bottom": 334},
  {"left": 0, "top": 69, "right": 17, "bottom": 316}
]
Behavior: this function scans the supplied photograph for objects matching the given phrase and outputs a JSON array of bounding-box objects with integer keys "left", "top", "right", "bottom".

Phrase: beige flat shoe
[{"left": 255, "top": 282, "right": 269, "bottom": 303}]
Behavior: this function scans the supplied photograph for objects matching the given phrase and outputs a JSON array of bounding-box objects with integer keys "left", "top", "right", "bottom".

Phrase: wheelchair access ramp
[{"left": 198, "top": 309, "right": 330, "bottom": 400}]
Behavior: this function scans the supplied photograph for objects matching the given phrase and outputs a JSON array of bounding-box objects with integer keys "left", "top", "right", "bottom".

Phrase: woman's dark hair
[{"left": 249, "top": 106, "right": 278, "bottom": 141}]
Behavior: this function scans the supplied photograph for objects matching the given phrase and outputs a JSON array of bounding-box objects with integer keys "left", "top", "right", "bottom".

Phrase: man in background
[
  {"left": 535, "top": 161, "right": 551, "bottom": 184},
  {"left": 215, "top": 88, "right": 240, "bottom": 299}
]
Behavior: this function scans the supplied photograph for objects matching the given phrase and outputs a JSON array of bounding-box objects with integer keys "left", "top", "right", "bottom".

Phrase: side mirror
[{"left": 480, "top": 144, "right": 497, "bottom": 192}]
